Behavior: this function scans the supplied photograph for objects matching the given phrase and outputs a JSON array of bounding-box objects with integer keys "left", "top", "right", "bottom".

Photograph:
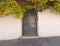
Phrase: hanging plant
[
  {"left": 0, "top": 0, "right": 24, "bottom": 19},
  {"left": 0, "top": 0, "right": 60, "bottom": 19},
  {"left": 26, "top": 0, "right": 48, "bottom": 11},
  {"left": 54, "top": 1, "right": 60, "bottom": 12}
]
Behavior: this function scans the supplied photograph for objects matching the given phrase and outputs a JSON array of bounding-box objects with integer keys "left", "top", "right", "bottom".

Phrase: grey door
[{"left": 22, "top": 10, "right": 37, "bottom": 36}]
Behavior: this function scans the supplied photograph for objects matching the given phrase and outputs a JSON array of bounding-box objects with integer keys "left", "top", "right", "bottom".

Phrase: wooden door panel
[{"left": 22, "top": 10, "right": 37, "bottom": 36}]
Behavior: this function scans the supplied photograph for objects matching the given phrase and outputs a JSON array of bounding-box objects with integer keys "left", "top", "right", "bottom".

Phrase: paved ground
[{"left": 0, "top": 36, "right": 60, "bottom": 46}]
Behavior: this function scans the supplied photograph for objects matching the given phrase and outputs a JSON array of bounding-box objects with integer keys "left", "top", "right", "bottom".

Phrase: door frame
[{"left": 22, "top": 9, "right": 38, "bottom": 36}]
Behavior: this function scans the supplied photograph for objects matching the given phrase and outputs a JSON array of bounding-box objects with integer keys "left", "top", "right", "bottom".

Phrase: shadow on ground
[{"left": 0, "top": 36, "right": 60, "bottom": 46}]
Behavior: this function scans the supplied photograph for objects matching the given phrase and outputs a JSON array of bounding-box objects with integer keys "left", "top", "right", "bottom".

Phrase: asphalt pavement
[{"left": 0, "top": 36, "right": 60, "bottom": 46}]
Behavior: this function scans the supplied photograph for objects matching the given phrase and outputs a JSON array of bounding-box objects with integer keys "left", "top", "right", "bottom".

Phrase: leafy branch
[{"left": 0, "top": 0, "right": 60, "bottom": 19}]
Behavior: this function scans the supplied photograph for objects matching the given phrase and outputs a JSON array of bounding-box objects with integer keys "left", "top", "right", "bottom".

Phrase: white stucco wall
[
  {"left": 0, "top": 14, "right": 22, "bottom": 40},
  {"left": 38, "top": 9, "right": 60, "bottom": 37},
  {"left": 1, "top": 9, "right": 60, "bottom": 40}
]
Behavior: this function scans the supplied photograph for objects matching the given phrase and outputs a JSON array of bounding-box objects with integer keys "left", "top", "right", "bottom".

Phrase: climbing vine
[
  {"left": 0, "top": 0, "right": 60, "bottom": 19},
  {"left": 0, "top": 0, "right": 24, "bottom": 19}
]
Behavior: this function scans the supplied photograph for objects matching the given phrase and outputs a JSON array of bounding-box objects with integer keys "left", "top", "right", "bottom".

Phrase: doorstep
[{"left": 20, "top": 36, "right": 39, "bottom": 39}]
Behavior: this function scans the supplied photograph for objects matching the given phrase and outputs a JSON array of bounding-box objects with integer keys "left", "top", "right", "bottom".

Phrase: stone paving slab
[{"left": 0, "top": 36, "right": 60, "bottom": 46}]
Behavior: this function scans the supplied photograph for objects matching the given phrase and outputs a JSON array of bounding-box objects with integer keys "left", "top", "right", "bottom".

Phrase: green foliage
[
  {"left": 54, "top": 1, "right": 60, "bottom": 12},
  {"left": 26, "top": 0, "right": 60, "bottom": 13},
  {"left": 0, "top": 0, "right": 60, "bottom": 19},
  {"left": 37, "top": 0, "right": 48, "bottom": 10},
  {"left": 26, "top": 0, "right": 48, "bottom": 10},
  {"left": 0, "top": 0, "right": 24, "bottom": 19}
]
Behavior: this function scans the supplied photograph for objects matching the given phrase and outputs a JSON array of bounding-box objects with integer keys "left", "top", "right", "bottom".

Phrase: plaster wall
[
  {"left": 0, "top": 9, "right": 60, "bottom": 40},
  {"left": 38, "top": 9, "right": 60, "bottom": 37},
  {"left": 0, "top": 14, "right": 22, "bottom": 40}
]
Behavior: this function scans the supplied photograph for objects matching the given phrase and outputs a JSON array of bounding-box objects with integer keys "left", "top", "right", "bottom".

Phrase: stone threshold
[{"left": 20, "top": 36, "right": 39, "bottom": 39}]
